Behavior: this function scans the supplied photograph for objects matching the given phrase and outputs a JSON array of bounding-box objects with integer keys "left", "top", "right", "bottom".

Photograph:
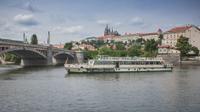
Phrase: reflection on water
[{"left": 0, "top": 65, "right": 200, "bottom": 112}]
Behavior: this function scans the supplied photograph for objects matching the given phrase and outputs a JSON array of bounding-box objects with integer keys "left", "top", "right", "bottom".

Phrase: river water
[{"left": 0, "top": 65, "right": 200, "bottom": 112}]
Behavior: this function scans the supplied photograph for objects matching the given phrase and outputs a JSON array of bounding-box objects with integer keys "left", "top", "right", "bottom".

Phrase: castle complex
[{"left": 104, "top": 25, "right": 120, "bottom": 36}]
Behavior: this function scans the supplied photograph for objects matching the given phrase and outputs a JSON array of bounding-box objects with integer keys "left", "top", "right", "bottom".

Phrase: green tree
[
  {"left": 136, "top": 38, "right": 145, "bottom": 44},
  {"left": 94, "top": 40, "right": 105, "bottom": 48},
  {"left": 176, "top": 36, "right": 192, "bottom": 58},
  {"left": 118, "top": 50, "right": 128, "bottom": 57},
  {"left": 4, "top": 53, "right": 21, "bottom": 64},
  {"left": 99, "top": 47, "right": 113, "bottom": 56},
  {"left": 144, "top": 39, "right": 158, "bottom": 53},
  {"left": 84, "top": 51, "right": 98, "bottom": 59},
  {"left": 191, "top": 46, "right": 199, "bottom": 56},
  {"left": 64, "top": 42, "right": 73, "bottom": 50},
  {"left": 30, "top": 34, "right": 38, "bottom": 45},
  {"left": 143, "top": 51, "right": 157, "bottom": 57},
  {"left": 115, "top": 42, "right": 125, "bottom": 50},
  {"left": 128, "top": 45, "right": 142, "bottom": 57}
]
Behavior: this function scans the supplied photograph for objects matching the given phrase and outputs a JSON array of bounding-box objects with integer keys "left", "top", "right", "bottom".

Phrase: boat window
[
  {"left": 101, "top": 61, "right": 106, "bottom": 65},
  {"left": 127, "top": 61, "right": 131, "bottom": 64},
  {"left": 120, "top": 61, "right": 124, "bottom": 65},
  {"left": 95, "top": 61, "right": 101, "bottom": 65},
  {"left": 132, "top": 62, "right": 134, "bottom": 65},
  {"left": 135, "top": 61, "right": 139, "bottom": 65},
  {"left": 156, "top": 61, "right": 161, "bottom": 64},
  {"left": 100, "top": 61, "right": 103, "bottom": 65},
  {"left": 138, "top": 61, "right": 141, "bottom": 65},
  {"left": 105, "top": 61, "right": 108, "bottom": 65},
  {"left": 124, "top": 61, "right": 127, "bottom": 65},
  {"left": 141, "top": 61, "right": 144, "bottom": 65},
  {"left": 115, "top": 62, "right": 120, "bottom": 68}
]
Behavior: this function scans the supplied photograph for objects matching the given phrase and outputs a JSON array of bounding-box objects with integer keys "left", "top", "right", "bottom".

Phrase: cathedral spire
[
  {"left": 111, "top": 27, "right": 114, "bottom": 35},
  {"left": 104, "top": 24, "right": 109, "bottom": 36}
]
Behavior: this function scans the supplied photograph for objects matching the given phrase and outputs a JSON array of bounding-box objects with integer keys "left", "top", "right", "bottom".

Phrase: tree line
[
  {"left": 64, "top": 38, "right": 160, "bottom": 60},
  {"left": 64, "top": 35, "right": 200, "bottom": 60},
  {"left": 176, "top": 35, "right": 199, "bottom": 60}
]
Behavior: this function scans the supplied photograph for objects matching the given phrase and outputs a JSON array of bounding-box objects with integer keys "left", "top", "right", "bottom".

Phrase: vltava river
[{"left": 0, "top": 65, "right": 200, "bottom": 112}]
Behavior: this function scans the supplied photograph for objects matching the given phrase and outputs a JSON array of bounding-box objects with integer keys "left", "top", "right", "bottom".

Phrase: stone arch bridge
[{"left": 0, "top": 38, "right": 80, "bottom": 66}]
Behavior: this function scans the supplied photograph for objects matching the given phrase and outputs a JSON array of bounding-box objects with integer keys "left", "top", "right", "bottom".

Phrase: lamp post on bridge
[{"left": 47, "top": 31, "right": 50, "bottom": 45}]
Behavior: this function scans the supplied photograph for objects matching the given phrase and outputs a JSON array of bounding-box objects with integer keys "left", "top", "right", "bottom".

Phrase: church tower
[{"left": 104, "top": 24, "right": 110, "bottom": 36}]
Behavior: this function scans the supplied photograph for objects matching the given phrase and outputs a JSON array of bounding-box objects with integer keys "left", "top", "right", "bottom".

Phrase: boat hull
[{"left": 65, "top": 66, "right": 173, "bottom": 74}]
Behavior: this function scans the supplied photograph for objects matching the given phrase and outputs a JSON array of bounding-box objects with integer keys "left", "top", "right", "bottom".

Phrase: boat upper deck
[{"left": 96, "top": 56, "right": 163, "bottom": 62}]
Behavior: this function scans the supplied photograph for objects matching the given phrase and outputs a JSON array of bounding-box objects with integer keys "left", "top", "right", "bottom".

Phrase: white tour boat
[{"left": 64, "top": 56, "right": 173, "bottom": 73}]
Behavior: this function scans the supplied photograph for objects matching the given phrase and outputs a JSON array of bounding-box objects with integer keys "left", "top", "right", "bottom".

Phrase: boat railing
[{"left": 98, "top": 57, "right": 163, "bottom": 61}]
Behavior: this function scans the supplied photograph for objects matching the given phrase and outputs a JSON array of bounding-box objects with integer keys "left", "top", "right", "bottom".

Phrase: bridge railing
[
  {"left": 0, "top": 40, "right": 48, "bottom": 49},
  {"left": 0, "top": 38, "right": 74, "bottom": 53}
]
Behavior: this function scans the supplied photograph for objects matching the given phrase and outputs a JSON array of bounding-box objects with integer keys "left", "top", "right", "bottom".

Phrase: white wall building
[
  {"left": 158, "top": 45, "right": 180, "bottom": 54},
  {"left": 114, "top": 29, "right": 162, "bottom": 43},
  {"left": 140, "top": 32, "right": 160, "bottom": 41},
  {"left": 162, "top": 25, "right": 200, "bottom": 50},
  {"left": 113, "top": 34, "right": 140, "bottom": 43}
]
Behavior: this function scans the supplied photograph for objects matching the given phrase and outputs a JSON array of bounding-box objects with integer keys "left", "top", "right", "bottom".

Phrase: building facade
[
  {"left": 158, "top": 45, "right": 180, "bottom": 54},
  {"left": 113, "top": 34, "right": 140, "bottom": 43},
  {"left": 139, "top": 32, "right": 160, "bottom": 41},
  {"left": 113, "top": 29, "right": 161, "bottom": 43},
  {"left": 53, "top": 44, "right": 64, "bottom": 49},
  {"left": 162, "top": 25, "right": 200, "bottom": 50}
]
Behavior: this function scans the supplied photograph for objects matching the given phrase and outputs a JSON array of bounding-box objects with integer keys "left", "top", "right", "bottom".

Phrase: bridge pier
[
  {"left": 52, "top": 57, "right": 65, "bottom": 65},
  {"left": 74, "top": 51, "right": 84, "bottom": 63},
  {"left": 47, "top": 45, "right": 53, "bottom": 65}
]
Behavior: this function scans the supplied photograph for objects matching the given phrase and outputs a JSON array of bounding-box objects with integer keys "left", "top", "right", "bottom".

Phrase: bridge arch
[
  {"left": 53, "top": 51, "right": 76, "bottom": 65},
  {"left": 0, "top": 48, "right": 47, "bottom": 59},
  {"left": 0, "top": 48, "right": 47, "bottom": 66}
]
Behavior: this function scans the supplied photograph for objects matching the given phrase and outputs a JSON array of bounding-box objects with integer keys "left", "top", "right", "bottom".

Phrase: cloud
[
  {"left": 53, "top": 25, "right": 83, "bottom": 34},
  {"left": 96, "top": 19, "right": 123, "bottom": 27},
  {"left": 0, "top": 19, "right": 12, "bottom": 31},
  {"left": 130, "top": 17, "right": 144, "bottom": 26},
  {"left": 11, "top": 0, "right": 42, "bottom": 13},
  {"left": 14, "top": 14, "right": 39, "bottom": 26},
  {"left": 0, "top": 20, "right": 6, "bottom": 27},
  {"left": 24, "top": 1, "right": 38, "bottom": 12},
  {"left": 13, "top": 1, "right": 41, "bottom": 13},
  {"left": 97, "top": 20, "right": 110, "bottom": 25}
]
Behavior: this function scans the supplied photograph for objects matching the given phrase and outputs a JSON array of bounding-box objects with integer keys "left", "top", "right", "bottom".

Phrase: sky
[{"left": 0, "top": 0, "right": 200, "bottom": 44}]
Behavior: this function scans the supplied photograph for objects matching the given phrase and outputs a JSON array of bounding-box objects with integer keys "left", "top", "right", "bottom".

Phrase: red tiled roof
[
  {"left": 167, "top": 26, "right": 192, "bottom": 33},
  {"left": 139, "top": 32, "right": 158, "bottom": 36},
  {"left": 123, "top": 32, "right": 158, "bottom": 37},
  {"left": 97, "top": 35, "right": 119, "bottom": 40},
  {"left": 53, "top": 44, "right": 64, "bottom": 48}
]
